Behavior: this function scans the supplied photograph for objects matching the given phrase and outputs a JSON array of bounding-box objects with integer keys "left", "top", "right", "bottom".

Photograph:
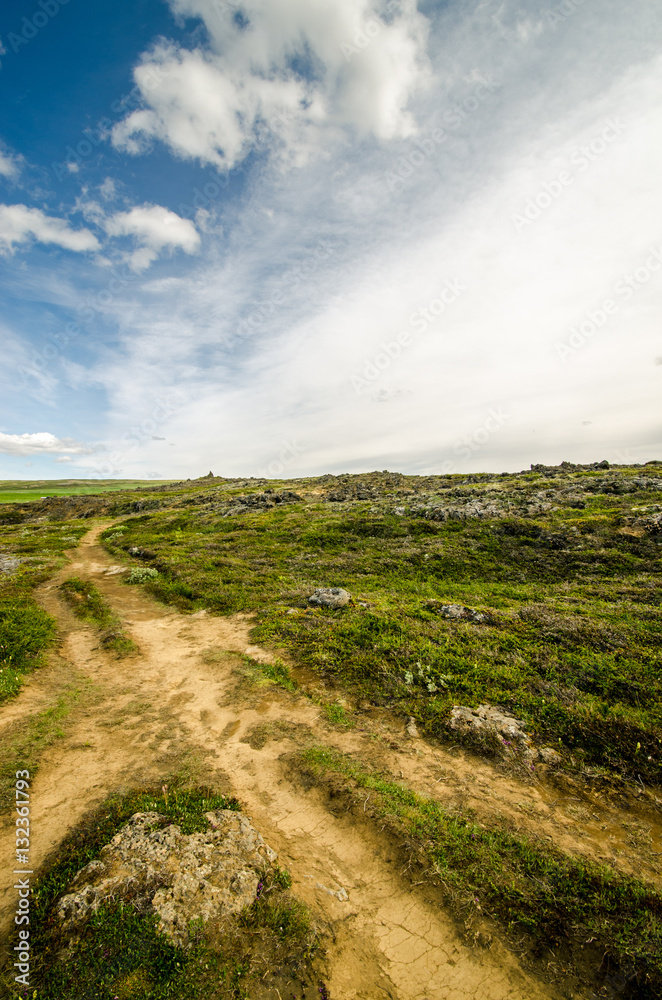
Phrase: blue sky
[{"left": 1, "top": 0, "right": 661, "bottom": 480}]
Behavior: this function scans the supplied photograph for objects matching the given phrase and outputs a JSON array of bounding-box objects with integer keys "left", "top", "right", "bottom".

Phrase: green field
[{"left": 0, "top": 479, "right": 178, "bottom": 504}]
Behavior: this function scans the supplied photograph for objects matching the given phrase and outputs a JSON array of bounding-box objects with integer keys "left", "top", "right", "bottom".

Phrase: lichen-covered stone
[
  {"left": 428, "top": 603, "right": 490, "bottom": 623},
  {"left": 449, "top": 704, "right": 563, "bottom": 764},
  {"left": 56, "top": 809, "right": 277, "bottom": 948},
  {"left": 308, "top": 587, "right": 351, "bottom": 609},
  {"left": 450, "top": 704, "right": 531, "bottom": 747}
]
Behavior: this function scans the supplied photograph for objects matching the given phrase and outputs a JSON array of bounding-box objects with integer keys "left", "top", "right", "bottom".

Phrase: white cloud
[
  {"left": 99, "top": 177, "right": 117, "bottom": 200},
  {"left": 104, "top": 204, "right": 201, "bottom": 271},
  {"left": 112, "top": 0, "right": 431, "bottom": 170},
  {"left": 0, "top": 432, "right": 95, "bottom": 457},
  {"left": 0, "top": 204, "right": 99, "bottom": 254},
  {"left": 0, "top": 149, "right": 19, "bottom": 179}
]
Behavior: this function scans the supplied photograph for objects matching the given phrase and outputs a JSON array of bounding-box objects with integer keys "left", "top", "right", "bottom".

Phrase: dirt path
[{"left": 0, "top": 522, "right": 659, "bottom": 998}]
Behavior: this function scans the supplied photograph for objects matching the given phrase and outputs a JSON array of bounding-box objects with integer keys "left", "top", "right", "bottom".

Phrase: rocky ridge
[{"left": 57, "top": 809, "right": 277, "bottom": 948}]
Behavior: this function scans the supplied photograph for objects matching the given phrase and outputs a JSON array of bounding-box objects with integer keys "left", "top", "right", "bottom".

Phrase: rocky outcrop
[
  {"left": 223, "top": 490, "right": 303, "bottom": 516},
  {"left": 450, "top": 704, "right": 562, "bottom": 765},
  {"left": 0, "top": 555, "right": 21, "bottom": 574},
  {"left": 308, "top": 587, "right": 351, "bottom": 609},
  {"left": 56, "top": 809, "right": 277, "bottom": 948},
  {"left": 427, "top": 602, "right": 491, "bottom": 624}
]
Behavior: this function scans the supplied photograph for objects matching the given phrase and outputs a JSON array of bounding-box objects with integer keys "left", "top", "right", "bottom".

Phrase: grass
[
  {"left": 0, "top": 785, "right": 322, "bottom": 1000},
  {"left": 0, "top": 479, "right": 177, "bottom": 504},
  {"left": 98, "top": 466, "right": 662, "bottom": 785},
  {"left": 298, "top": 743, "right": 662, "bottom": 998},
  {"left": 325, "top": 703, "right": 355, "bottom": 727},
  {"left": 59, "top": 577, "right": 138, "bottom": 657},
  {"left": 239, "top": 654, "right": 298, "bottom": 692},
  {"left": 0, "top": 521, "right": 87, "bottom": 704},
  {"left": 0, "top": 685, "right": 84, "bottom": 812}
]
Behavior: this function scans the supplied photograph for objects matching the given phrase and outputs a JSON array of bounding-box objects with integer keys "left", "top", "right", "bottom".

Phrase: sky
[{"left": 0, "top": 0, "right": 661, "bottom": 481}]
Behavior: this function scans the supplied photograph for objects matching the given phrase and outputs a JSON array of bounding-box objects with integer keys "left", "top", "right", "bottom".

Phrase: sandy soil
[{"left": 1, "top": 522, "right": 660, "bottom": 998}]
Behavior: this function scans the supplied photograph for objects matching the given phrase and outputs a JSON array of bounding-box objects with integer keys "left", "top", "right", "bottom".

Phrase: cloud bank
[{"left": 0, "top": 432, "right": 95, "bottom": 457}]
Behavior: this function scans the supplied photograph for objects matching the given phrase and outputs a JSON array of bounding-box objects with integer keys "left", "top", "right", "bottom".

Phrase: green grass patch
[
  {"left": 299, "top": 744, "right": 662, "bottom": 997},
  {"left": 0, "top": 479, "right": 177, "bottom": 504},
  {"left": 325, "top": 703, "right": 355, "bottom": 727},
  {"left": 0, "top": 600, "right": 56, "bottom": 701},
  {"left": 59, "top": 577, "right": 138, "bottom": 657},
  {"left": 239, "top": 654, "right": 298, "bottom": 692},
  {"left": 2, "top": 785, "right": 322, "bottom": 999},
  {"left": 0, "top": 521, "right": 87, "bottom": 704}
]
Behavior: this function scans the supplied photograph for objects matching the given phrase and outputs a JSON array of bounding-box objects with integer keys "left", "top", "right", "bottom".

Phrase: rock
[
  {"left": 316, "top": 882, "right": 349, "bottom": 901},
  {"left": 428, "top": 602, "right": 490, "bottom": 624},
  {"left": 103, "top": 565, "right": 127, "bottom": 576},
  {"left": 0, "top": 556, "right": 21, "bottom": 575},
  {"left": 224, "top": 490, "right": 303, "bottom": 516},
  {"left": 56, "top": 809, "right": 277, "bottom": 949},
  {"left": 308, "top": 587, "right": 351, "bottom": 609},
  {"left": 406, "top": 717, "right": 419, "bottom": 738},
  {"left": 449, "top": 704, "right": 532, "bottom": 751},
  {"left": 538, "top": 746, "right": 562, "bottom": 766}
]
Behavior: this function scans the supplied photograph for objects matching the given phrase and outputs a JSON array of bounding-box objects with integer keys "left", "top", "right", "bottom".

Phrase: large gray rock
[
  {"left": 450, "top": 704, "right": 530, "bottom": 745},
  {"left": 56, "top": 809, "right": 276, "bottom": 948},
  {"left": 308, "top": 587, "right": 351, "bottom": 609},
  {"left": 430, "top": 603, "right": 490, "bottom": 623},
  {"left": 0, "top": 556, "right": 21, "bottom": 575},
  {"left": 449, "top": 704, "right": 563, "bottom": 765}
]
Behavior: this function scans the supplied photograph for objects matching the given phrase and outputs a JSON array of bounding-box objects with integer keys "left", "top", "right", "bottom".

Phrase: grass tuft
[{"left": 60, "top": 576, "right": 139, "bottom": 657}]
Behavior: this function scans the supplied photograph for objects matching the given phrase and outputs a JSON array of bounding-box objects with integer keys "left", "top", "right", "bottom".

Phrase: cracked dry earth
[{"left": 1, "top": 523, "right": 661, "bottom": 999}]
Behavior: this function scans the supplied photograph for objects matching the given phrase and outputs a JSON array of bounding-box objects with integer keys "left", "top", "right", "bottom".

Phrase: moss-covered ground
[
  {"left": 0, "top": 521, "right": 87, "bottom": 704},
  {"left": 91, "top": 465, "right": 662, "bottom": 786}
]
